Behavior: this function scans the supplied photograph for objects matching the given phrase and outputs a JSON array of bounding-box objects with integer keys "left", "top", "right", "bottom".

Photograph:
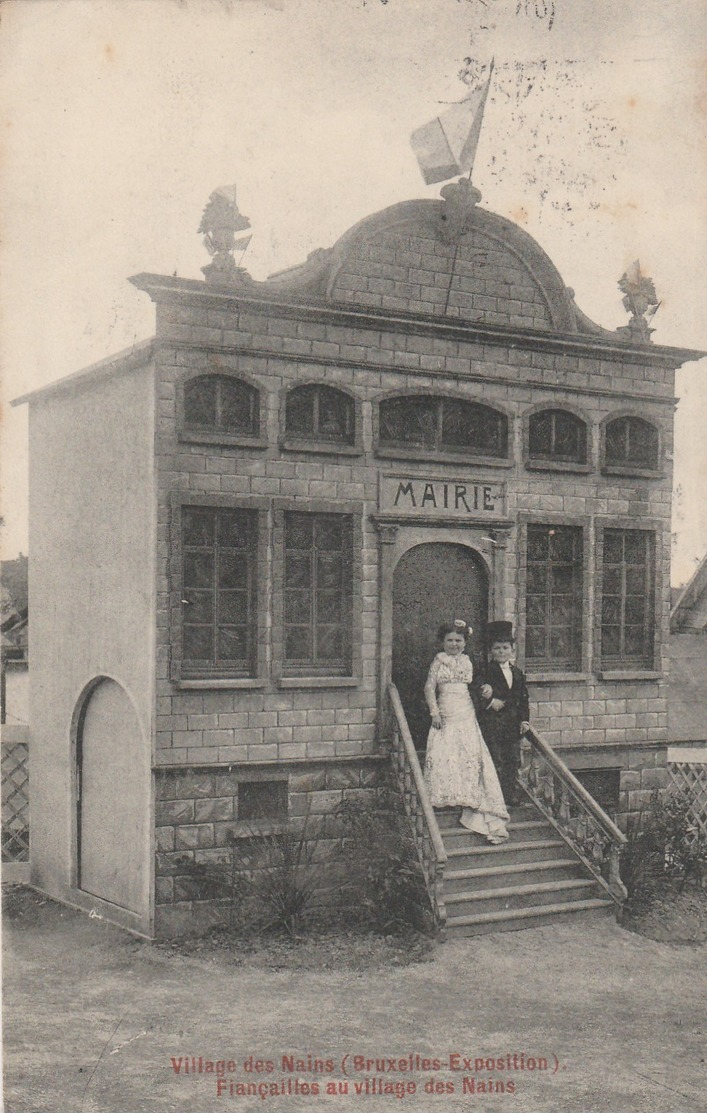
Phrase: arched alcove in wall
[{"left": 75, "top": 676, "right": 147, "bottom": 914}]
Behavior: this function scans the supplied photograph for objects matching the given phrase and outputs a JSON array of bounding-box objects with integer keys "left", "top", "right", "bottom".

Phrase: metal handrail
[{"left": 388, "top": 683, "right": 447, "bottom": 867}]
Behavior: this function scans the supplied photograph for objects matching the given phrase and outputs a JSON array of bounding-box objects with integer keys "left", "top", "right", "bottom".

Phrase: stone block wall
[
  {"left": 564, "top": 743, "right": 669, "bottom": 832},
  {"left": 135, "top": 209, "right": 681, "bottom": 927},
  {"left": 330, "top": 225, "right": 554, "bottom": 328},
  {"left": 150, "top": 287, "right": 674, "bottom": 758},
  {"left": 153, "top": 756, "right": 388, "bottom": 936}
]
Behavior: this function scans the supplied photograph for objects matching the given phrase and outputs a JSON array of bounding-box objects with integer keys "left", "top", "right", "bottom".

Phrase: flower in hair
[{"left": 454, "top": 618, "right": 471, "bottom": 633}]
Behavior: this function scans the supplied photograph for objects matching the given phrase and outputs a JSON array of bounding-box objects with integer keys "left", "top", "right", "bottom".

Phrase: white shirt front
[{"left": 500, "top": 661, "right": 513, "bottom": 688}]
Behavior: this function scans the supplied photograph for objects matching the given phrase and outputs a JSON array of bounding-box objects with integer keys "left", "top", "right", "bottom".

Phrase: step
[
  {"left": 435, "top": 808, "right": 467, "bottom": 830},
  {"left": 445, "top": 897, "right": 616, "bottom": 938},
  {"left": 441, "top": 819, "right": 552, "bottom": 845},
  {"left": 443, "top": 857, "right": 584, "bottom": 893},
  {"left": 434, "top": 805, "right": 537, "bottom": 830},
  {"left": 443, "top": 838, "right": 570, "bottom": 870},
  {"left": 444, "top": 877, "right": 602, "bottom": 914}
]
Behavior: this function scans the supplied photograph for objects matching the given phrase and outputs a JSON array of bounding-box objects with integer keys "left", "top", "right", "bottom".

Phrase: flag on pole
[{"left": 411, "top": 62, "right": 494, "bottom": 186}]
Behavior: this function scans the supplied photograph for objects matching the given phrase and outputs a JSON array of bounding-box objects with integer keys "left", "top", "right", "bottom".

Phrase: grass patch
[{"left": 623, "top": 882, "right": 707, "bottom": 946}]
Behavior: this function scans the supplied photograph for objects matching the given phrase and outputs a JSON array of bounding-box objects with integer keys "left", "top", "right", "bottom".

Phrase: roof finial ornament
[
  {"left": 199, "top": 185, "right": 254, "bottom": 287},
  {"left": 616, "top": 260, "right": 660, "bottom": 344},
  {"left": 438, "top": 177, "right": 482, "bottom": 243}
]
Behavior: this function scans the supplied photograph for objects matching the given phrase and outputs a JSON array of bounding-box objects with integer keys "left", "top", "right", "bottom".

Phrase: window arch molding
[
  {"left": 373, "top": 388, "right": 513, "bottom": 466},
  {"left": 600, "top": 410, "right": 662, "bottom": 477},
  {"left": 178, "top": 368, "right": 267, "bottom": 448},
  {"left": 523, "top": 402, "right": 592, "bottom": 473},
  {"left": 279, "top": 380, "right": 362, "bottom": 456}
]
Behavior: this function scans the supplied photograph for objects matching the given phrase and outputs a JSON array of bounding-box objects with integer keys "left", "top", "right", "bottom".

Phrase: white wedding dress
[{"left": 423, "top": 652, "right": 509, "bottom": 840}]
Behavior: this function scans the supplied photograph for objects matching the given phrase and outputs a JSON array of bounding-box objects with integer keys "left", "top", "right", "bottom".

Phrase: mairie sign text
[{"left": 379, "top": 475, "right": 506, "bottom": 517}]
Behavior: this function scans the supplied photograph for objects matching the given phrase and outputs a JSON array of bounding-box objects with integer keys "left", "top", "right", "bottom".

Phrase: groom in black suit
[{"left": 474, "top": 621, "right": 530, "bottom": 805}]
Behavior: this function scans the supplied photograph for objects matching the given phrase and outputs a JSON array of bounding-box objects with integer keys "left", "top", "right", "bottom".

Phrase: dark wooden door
[{"left": 392, "top": 542, "right": 488, "bottom": 748}]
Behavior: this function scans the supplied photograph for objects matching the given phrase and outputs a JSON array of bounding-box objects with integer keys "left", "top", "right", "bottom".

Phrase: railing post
[
  {"left": 518, "top": 725, "right": 628, "bottom": 910},
  {"left": 608, "top": 844, "right": 628, "bottom": 902},
  {"left": 559, "top": 781, "right": 571, "bottom": 824},
  {"left": 386, "top": 683, "right": 447, "bottom": 931}
]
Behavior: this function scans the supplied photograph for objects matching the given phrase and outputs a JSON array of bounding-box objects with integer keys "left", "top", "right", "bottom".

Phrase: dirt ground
[{"left": 2, "top": 886, "right": 705, "bottom": 1113}]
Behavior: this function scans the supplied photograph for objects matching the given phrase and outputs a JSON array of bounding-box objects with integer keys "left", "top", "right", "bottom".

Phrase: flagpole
[
  {"left": 441, "top": 169, "right": 473, "bottom": 317},
  {"left": 441, "top": 58, "right": 494, "bottom": 316}
]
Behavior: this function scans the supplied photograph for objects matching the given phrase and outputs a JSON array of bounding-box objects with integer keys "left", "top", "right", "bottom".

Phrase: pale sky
[{"left": 1, "top": 0, "right": 705, "bottom": 583}]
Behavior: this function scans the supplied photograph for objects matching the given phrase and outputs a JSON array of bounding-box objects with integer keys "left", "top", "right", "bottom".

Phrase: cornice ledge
[{"left": 129, "top": 273, "right": 706, "bottom": 368}]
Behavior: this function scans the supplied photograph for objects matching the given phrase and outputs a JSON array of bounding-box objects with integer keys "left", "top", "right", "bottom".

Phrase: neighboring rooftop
[
  {"left": 669, "top": 554, "right": 707, "bottom": 743},
  {"left": 669, "top": 634, "right": 707, "bottom": 743},
  {"left": 671, "top": 554, "right": 707, "bottom": 634},
  {"left": 1, "top": 555, "right": 27, "bottom": 617},
  {"left": 1, "top": 555, "right": 28, "bottom": 664}
]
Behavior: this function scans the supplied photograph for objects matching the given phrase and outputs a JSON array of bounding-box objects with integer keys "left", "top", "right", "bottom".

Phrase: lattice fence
[
  {"left": 2, "top": 739, "right": 29, "bottom": 862},
  {"left": 667, "top": 761, "right": 707, "bottom": 838}
]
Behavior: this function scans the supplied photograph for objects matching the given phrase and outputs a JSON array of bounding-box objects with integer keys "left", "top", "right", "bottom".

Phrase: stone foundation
[
  {"left": 559, "top": 742, "right": 668, "bottom": 831},
  {"left": 153, "top": 755, "right": 388, "bottom": 936}
]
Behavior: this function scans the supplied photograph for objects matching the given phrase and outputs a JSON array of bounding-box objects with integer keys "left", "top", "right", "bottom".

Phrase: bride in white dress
[{"left": 423, "top": 620, "right": 509, "bottom": 843}]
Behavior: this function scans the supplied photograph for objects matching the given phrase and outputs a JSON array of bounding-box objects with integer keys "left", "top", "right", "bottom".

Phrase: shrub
[
  {"left": 167, "top": 790, "right": 433, "bottom": 939},
  {"left": 622, "top": 789, "right": 706, "bottom": 909},
  {"left": 335, "top": 790, "right": 432, "bottom": 934},
  {"left": 173, "top": 801, "right": 321, "bottom": 938},
  {"left": 229, "top": 812, "right": 320, "bottom": 939}
]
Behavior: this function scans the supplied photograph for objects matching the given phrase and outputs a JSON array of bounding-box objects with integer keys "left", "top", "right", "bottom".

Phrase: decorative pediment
[{"left": 264, "top": 189, "right": 589, "bottom": 334}]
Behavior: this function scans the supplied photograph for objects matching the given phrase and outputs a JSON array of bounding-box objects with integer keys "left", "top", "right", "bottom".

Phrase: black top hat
[{"left": 485, "top": 620, "right": 514, "bottom": 644}]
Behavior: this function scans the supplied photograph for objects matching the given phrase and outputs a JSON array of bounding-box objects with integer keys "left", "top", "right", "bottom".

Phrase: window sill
[
  {"left": 600, "top": 465, "right": 663, "bottom": 480},
  {"left": 526, "top": 671, "right": 592, "bottom": 684},
  {"left": 154, "top": 754, "right": 388, "bottom": 773},
  {"left": 179, "top": 431, "right": 269, "bottom": 450},
  {"left": 598, "top": 670, "right": 662, "bottom": 681},
  {"left": 176, "top": 678, "right": 268, "bottom": 689},
  {"left": 374, "top": 446, "right": 513, "bottom": 468},
  {"left": 525, "top": 459, "right": 591, "bottom": 474},
  {"left": 277, "top": 676, "right": 359, "bottom": 689},
  {"left": 279, "top": 439, "right": 362, "bottom": 457}
]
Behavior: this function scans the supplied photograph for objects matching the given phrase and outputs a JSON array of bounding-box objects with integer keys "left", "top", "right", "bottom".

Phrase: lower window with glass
[
  {"left": 600, "top": 528, "right": 655, "bottom": 668},
  {"left": 283, "top": 511, "right": 353, "bottom": 675},
  {"left": 525, "top": 524, "right": 584, "bottom": 671},
  {"left": 181, "top": 505, "right": 258, "bottom": 678}
]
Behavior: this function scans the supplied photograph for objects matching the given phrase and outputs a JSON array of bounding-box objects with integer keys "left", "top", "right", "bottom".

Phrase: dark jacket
[{"left": 473, "top": 660, "right": 530, "bottom": 751}]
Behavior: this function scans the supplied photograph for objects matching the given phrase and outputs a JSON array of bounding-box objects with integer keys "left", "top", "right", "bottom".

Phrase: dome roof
[{"left": 263, "top": 186, "right": 611, "bottom": 337}]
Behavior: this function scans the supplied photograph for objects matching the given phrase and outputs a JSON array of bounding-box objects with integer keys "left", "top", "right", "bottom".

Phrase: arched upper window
[
  {"left": 378, "top": 395, "right": 508, "bottom": 458},
  {"left": 184, "top": 375, "right": 259, "bottom": 437},
  {"left": 604, "top": 416, "right": 659, "bottom": 471},
  {"left": 285, "top": 384, "right": 355, "bottom": 445},
  {"left": 528, "top": 409, "right": 587, "bottom": 464}
]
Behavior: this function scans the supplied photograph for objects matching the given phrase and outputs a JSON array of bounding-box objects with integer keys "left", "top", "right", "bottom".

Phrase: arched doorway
[
  {"left": 392, "top": 542, "right": 488, "bottom": 748},
  {"left": 76, "top": 678, "right": 146, "bottom": 913}
]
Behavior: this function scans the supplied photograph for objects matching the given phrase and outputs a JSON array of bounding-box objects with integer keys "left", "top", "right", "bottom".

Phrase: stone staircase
[{"left": 436, "top": 801, "right": 616, "bottom": 937}]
